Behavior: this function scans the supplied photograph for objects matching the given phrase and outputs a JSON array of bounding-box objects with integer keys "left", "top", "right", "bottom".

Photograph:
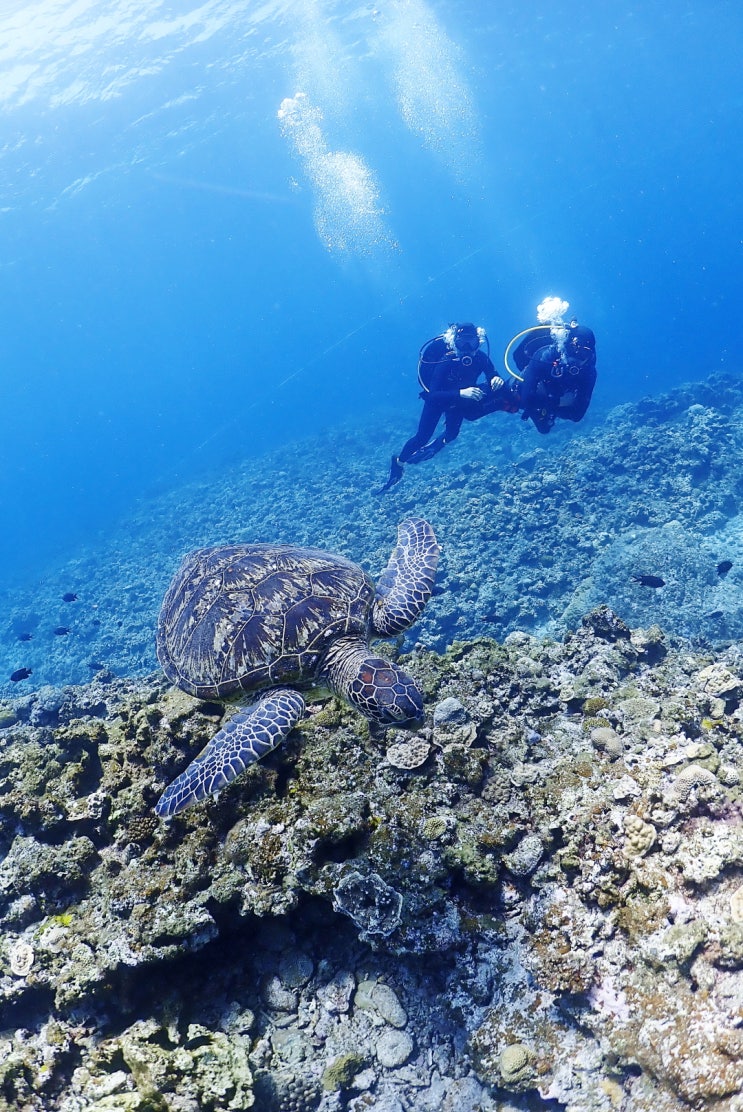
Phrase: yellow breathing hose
[{"left": 503, "top": 324, "right": 552, "bottom": 381}]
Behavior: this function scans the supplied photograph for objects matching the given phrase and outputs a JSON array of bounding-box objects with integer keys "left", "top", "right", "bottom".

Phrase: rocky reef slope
[
  {"left": 4, "top": 371, "right": 743, "bottom": 695},
  {"left": 2, "top": 610, "right": 743, "bottom": 1110}
]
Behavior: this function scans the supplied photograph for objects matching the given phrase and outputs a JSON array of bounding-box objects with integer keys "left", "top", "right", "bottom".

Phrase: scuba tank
[
  {"left": 503, "top": 325, "right": 553, "bottom": 382},
  {"left": 417, "top": 327, "right": 491, "bottom": 393},
  {"left": 503, "top": 318, "right": 582, "bottom": 381}
]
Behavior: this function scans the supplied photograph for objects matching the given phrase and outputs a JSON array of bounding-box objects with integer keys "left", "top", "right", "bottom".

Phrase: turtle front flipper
[
  {"left": 372, "top": 518, "right": 440, "bottom": 636},
  {"left": 155, "top": 688, "right": 305, "bottom": 818}
]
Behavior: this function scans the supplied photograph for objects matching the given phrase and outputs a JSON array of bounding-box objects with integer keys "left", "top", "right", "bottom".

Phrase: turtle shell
[{"left": 157, "top": 544, "right": 374, "bottom": 699}]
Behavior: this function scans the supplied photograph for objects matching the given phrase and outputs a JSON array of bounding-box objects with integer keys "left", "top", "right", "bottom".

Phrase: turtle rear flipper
[
  {"left": 155, "top": 688, "right": 305, "bottom": 818},
  {"left": 372, "top": 519, "right": 440, "bottom": 636}
]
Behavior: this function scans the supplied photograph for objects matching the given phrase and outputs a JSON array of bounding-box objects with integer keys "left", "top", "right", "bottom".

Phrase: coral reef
[
  {"left": 2, "top": 611, "right": 743, "bottom": 1108},
  {"left": 6, "top": 371, "right": 743, "bottom": 696}
]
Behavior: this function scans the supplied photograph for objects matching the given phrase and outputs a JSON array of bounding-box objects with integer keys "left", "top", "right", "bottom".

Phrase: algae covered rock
[
  {"left": 2, "top": 613, "right": 743, "bottom": 1110},
  {"left": 332, "top": 871, "right": 403, "bottom": 941}
]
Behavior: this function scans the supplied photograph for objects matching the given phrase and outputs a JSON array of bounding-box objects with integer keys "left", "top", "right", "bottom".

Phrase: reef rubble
[{"left": 2, "top": 610, "right": 743, "bottom": 1109}]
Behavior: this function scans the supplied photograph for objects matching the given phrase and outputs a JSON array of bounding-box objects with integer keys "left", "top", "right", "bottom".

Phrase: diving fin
[{"left": 375, "top": 455, "right": 404, "bottom": 494}]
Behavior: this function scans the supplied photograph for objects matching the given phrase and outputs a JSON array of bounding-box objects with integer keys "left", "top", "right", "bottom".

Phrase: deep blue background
[{"left": 1, "top": 0, "right": 741, "bottom": 582}]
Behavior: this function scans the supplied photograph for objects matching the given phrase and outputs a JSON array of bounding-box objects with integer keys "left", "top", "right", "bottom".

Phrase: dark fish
[
  {"left": 10, "top": 667, "right": 32, "bottom": 682},
  {"left": 706, "top": 610, "right": 725, "bottom": 620},
  {"left": 17, "top": 632, "right": 33, "bottom": 642},
  {"left": 88, "top": 661, "right": 105, "bottom": 671},
  {"left": 632, "top": 574, "right": 665, "bottom": 588},
  {"left": 53, "top": 626, "right": 70, "bottom": 636},
  {"left": 717, "top": 560, "right": 733, "bottom": 577},
  {"left": 62, "top": 592, "right": 78, "bottom": 602},
  {"left": 479, "top": 612, "right": 498, "bottom": 622}
]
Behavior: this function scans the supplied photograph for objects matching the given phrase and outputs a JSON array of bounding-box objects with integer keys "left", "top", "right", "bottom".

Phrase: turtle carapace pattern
[{"left": 154, "top": 519, "right": 440, "bottom": 817}]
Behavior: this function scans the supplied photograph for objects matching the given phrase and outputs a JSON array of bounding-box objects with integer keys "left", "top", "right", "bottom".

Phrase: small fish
[
  {"left": 479, "top": 612, "right": 498, "bottom": 622},
  {"left": 10, "top": 667, "right": 32, "bottom": 682},
  {"left": 706, "top": 610, "right": 725, "bottom": 620},
  {"left": 88, "top": 661, "right": 106, "bottom": 671},
  {"left": 632, "top": 574, "right": 665, "bottom": 589},
  {"left": 17, "top": 632, "right": 33, "bottom": 642},
  {"left": 717, "top": 560, "right": 733, "bottom": 577},
  {"left": 62, "top": 592, "right": 78, "bottom": 602},
  {"left": 53, "top": 626, "right": 70, "bottom": 636}
]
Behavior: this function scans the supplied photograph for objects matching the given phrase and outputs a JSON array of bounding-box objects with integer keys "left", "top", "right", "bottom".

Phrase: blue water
[{"left": 1, "top": 0, "right": 741, "bottom": 582}]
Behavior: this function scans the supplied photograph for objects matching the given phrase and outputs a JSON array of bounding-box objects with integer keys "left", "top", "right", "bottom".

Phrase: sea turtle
[{"left": 154, "top": 518, "right": 440, "bottom": 817}]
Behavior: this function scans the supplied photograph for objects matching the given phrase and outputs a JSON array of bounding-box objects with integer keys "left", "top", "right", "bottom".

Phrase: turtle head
[
  {"left": 324, "top": 640, "right": 425, "bottom": 726},
  {"left": 349, "top": 656, "right": 425, "bottom": 726}
]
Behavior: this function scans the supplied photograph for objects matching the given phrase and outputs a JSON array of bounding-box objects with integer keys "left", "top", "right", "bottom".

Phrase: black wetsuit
[
  {"left": 398, "top": 338, "right": 496, "bottom": 462},
  {"left": 519, "top": 343, "right": 596, "bottom": 433}
]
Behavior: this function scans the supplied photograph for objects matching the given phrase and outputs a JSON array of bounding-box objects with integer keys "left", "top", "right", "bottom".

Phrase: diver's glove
[{"left": 459, "top": 387, "right": 484, "bottom": 401}]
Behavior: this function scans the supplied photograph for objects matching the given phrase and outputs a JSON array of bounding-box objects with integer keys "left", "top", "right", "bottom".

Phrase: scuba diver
[
  {"left": 376, "top": 322, "right": 513, "bottom": 494},
  {"left": 481, "top": 300, "right": 596, "bottom": 433},
  {"left": 516, "top": 321, "right": 597, "bottom": 433}
]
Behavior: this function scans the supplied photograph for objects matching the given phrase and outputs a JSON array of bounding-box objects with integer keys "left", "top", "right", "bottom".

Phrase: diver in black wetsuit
[
  {"left": 518, "top": 323, "right": 597, "bottom": 433},
  {"left": 377, "top": 322, "right": 512, "bottom": 493}
]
